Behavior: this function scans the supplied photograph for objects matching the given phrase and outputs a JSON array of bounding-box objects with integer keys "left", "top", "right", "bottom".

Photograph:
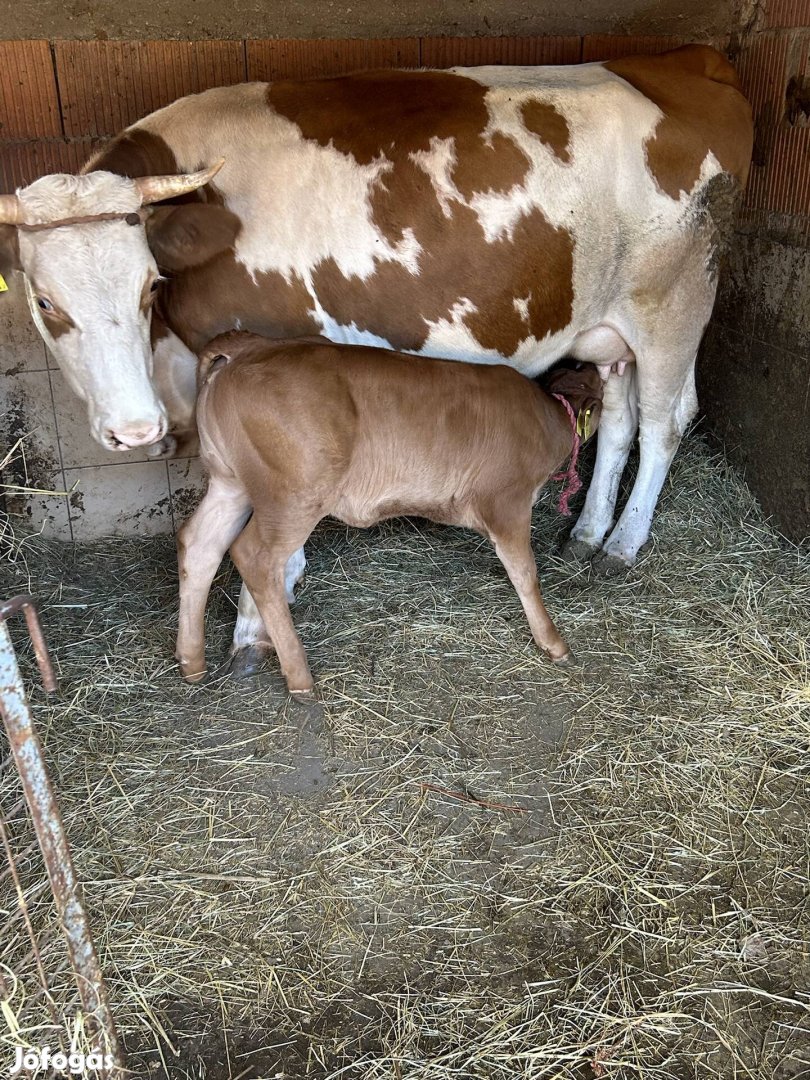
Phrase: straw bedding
[{"left": 0, "top": 433, "right": 808, "bottom": 1078}]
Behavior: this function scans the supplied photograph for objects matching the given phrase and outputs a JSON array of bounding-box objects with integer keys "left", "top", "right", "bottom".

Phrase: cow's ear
[
  {"left": 0, "top": 226, "right": 21, "bottom": 278},
  {"left": 146, "top": 204, "right": 241, "bottom": 272}
]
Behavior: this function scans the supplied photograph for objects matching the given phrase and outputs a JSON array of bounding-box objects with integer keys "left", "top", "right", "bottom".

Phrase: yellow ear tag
[
  {"left": 0, "top": 274, "right": 8, "bottom": 293},
  {"left": 576, "top": 406, "right": 592, "bottom": 440}
]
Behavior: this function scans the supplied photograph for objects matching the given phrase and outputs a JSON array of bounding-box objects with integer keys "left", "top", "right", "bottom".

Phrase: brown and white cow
[
  {"left": 0, "top": 45, "right": 753, "bottom": 672},
  {"left": 176, "top": 332, "right": 604, "bottom": 694}
]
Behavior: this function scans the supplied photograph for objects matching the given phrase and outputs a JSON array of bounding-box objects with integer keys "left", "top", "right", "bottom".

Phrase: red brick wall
[
  {"left": 0, "top": 34, "right": 693, "bottom": 192},
  {"left": 736, "top": 5, "right": 810, "bottom": 233},
  {"left": 698, "top": 3, "right": 810, "bottom": 540}
]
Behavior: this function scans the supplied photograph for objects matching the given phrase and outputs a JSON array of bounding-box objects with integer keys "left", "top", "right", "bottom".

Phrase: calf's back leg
[
  {"left": 228, "top": 545, "right": 307, "bottom": 679},
  {"left": 230, "top": 515, "right": 317, "bottom": 696},
  {"left": 488, "top": 514, "right": 571, "bottom": 663}
]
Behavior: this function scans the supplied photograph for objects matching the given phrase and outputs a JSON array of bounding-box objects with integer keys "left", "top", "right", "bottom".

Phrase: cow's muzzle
[{"left": 105, "top": 418, "right": 168, "bottom": 450}]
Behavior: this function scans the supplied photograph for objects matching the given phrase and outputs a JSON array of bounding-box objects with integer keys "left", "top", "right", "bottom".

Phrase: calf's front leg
[{"left": 176, "top": 478, "right": 251, "bottom": 682}]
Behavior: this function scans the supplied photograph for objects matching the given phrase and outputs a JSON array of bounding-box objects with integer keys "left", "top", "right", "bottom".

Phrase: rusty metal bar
[{"left": 0, "top": 595, "right": 126, "bottom": 1078}]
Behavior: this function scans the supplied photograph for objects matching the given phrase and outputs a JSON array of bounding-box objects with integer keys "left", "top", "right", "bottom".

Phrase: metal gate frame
[{"left": 0, "top": 595, "right": 126, "bottom": 1078}]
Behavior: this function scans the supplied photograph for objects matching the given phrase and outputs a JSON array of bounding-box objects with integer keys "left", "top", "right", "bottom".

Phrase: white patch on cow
[
  {"left": 138, "top": 86, "right": 407, "bottom": 284},
  {"left": 309, "top": 291, "right": 401, "bottom": 350},
  {"left": 418, "top": 299, "right": 507, "bottom": 366},
  {"left": 410, "top": 137, "right": 460, "bottom": 217},
  {"left": 513, "top": 296, "right": 530, "bottom": 323},
  {"left": 152, "top": 328, "right": 197, "bottom": 434}
]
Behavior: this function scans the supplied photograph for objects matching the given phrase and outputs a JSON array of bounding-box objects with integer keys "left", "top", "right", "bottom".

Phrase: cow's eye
[
  {"left": 150, "top": 279, "right": 161, "bottom": 293},
  {"left": 37, "top": 297, "right": 54, "bottom": 312}
]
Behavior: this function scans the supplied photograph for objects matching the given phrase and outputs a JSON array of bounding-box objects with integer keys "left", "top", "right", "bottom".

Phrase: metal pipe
[{"left": 0, "top": 596, "right": 126, "bottom": 1078}]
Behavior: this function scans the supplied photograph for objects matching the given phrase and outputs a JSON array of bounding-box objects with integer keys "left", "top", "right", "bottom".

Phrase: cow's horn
[
  {"left": 0, "top": 194, "right": 23, "bottom": 225},
  {"left": 134, "top": 159, "right": 225, "bottom": 205}
]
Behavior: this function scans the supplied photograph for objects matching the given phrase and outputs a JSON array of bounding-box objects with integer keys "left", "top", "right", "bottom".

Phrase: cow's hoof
[
  {"left": 561, "top": 538, "right": 599, "bottom": 564},
  {"left": 592, "top": 551, "right": 632, "bottom": 577},
  {"left": 225, "top": 643, "right": 272, "bottom": 679},
  {"left": 552, "top": 650, "right": 580, "bottom": 667},
  {"left": 146, "top": 435, "right": 177, "bottom": 459}
]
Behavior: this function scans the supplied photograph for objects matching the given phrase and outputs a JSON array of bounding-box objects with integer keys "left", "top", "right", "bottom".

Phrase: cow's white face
[
  {"left": 14, "top": 173, "right": 165, "bottom": 450},
  {"left": 1, "top": 163, "right": 224, "bottom": 451}
]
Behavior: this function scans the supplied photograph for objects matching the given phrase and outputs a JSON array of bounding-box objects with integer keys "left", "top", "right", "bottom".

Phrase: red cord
[{"left": 550, "top": 393, "right": 582, "bottom": 517}]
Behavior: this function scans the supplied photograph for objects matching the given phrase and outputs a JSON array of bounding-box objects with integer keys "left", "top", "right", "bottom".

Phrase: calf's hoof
[
  {"left": 288, "top": 690, "right": 325, "bottom": 733},
  {"left": 180, "top": 664, "right": 209, "bottom": 685},
  {"left": 592, "top": 550, "right": 633, "bottom": 578},
  {"left": 225, "top": 643, "right": 272, "bottom": 680},
  {"left": 561, "top": 538, "right": 599, "bottom": 564},
  {"left": 553, "top": 650, "right": 581, "bottom": 668}
]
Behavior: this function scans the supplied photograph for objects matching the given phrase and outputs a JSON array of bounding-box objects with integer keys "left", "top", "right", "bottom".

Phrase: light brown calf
[{"left": 175, "top": 332, "right": 603, "bottom": 695}]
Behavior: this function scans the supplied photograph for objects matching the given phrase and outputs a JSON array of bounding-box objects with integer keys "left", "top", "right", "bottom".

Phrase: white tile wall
[{"left": 0, "top": 274, "right": 205, "bottom": 540}]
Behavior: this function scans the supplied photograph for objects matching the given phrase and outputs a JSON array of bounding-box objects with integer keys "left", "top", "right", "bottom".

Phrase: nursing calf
[{"left": 175, "top": 332, "right": 603, "bottom": 695}]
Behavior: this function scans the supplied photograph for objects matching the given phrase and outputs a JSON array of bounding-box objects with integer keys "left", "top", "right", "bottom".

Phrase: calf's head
[
  {"left": 0, "top": 162, "right": 239, "bottom": 451},
  {"left": 542, "top": 362, "right": 604, "bottom": 438}
]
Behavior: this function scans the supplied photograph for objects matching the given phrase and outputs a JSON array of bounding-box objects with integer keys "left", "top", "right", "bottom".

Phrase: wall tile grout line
[{"left": 43, "top": 364, "right": 74, "bottom": 542}]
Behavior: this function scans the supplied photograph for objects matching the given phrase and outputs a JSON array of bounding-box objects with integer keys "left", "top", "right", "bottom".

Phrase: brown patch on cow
[
  {"left": 452, "top": 132, "right": 531, "bottom": 201},
  {"left": 86, "top": 128, "right": 180, "bottom": 179},
  {"left": 268, "top": 70, "right": 491, "bottom": 166},
  {"left": 269, "top": 69, "right": 531, "bottom": 201},
  {"left": 158, "top": 251, "right": 317, "bottom": 354},
  {"left": 605, "top": 45, "right": 753, "bottom": 200},
  {"left": 86, "top": 128, "right": 218, "bottom": 205},
  {"left": 270, "top": 68, "right": 571, "bottom": 355},
  {"left": 313, "top": 194, "right": 573, "bottom": 356},
  {"left": 150, "top": 314, "right": 172, "bottom": 348},
  {"left": 40, "top": 310, "right": 74, "bottom": 339},
  {"left": 520, "top": 100, "right": 571, "bottom": 164}
]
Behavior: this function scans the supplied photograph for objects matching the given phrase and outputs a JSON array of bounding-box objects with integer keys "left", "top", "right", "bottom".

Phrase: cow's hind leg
[
  {"left": 228, "top": 547, "right": 307, "bottom": 678},
  {"left": 176, "top": 477, "right": 251, "bottom": 682},
  {"left": 564, "top": 364, "right": 638, "bottom": 561},
  {"left": 584, "top": 235, "right": 715, "bottom": 572},
  {"left": 595, "top": 354, "right": 698, "bottom": 573}
]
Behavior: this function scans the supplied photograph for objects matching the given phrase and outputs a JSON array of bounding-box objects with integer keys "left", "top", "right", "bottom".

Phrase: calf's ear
[
  {"left": 0, "top": 226, "right": 21, "bottom": 279},
  {"left": 146, "top": 204, "right": 241, "bottom": 272}
]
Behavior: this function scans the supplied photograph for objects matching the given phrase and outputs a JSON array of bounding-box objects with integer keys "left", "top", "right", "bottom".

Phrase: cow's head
[{"left": 0, "top": 162, "right": 238, "bottom": 451}]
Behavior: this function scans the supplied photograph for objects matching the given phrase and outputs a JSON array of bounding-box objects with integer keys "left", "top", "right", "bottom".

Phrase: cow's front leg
[
  {"left": 563, "top": 365, "right": 638, "bottom": 561},
  {"left": 227, "top": 547, "right": 307, "bottom": 678}
]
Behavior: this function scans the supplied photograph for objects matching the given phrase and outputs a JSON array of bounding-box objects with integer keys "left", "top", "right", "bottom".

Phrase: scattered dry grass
[{"left": 0, "top": 434, "right": 808, "bottom": 1079}]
